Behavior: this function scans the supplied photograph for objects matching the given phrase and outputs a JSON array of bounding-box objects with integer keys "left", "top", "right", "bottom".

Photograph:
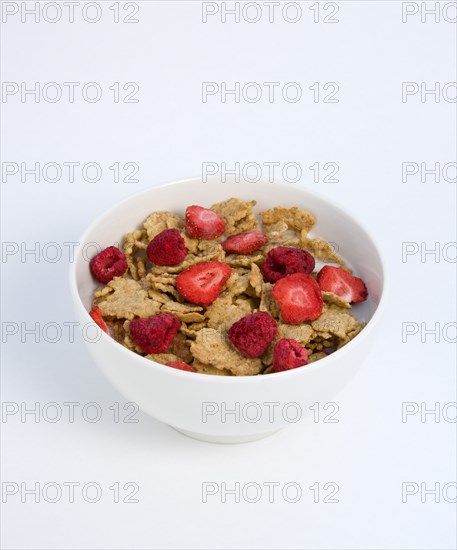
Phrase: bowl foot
[{"left": 171, "top": 427, "right": 283, "bottom": 444}]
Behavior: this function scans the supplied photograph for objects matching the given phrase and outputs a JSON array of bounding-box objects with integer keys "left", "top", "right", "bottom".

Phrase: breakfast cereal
[{"left": 88, "top": 198, "right": 368, "bottom": 375}]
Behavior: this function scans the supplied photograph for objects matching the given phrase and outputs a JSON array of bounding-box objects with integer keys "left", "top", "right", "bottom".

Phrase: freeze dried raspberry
[
  {"left": 263, "top": 246, "right": 315, "bottom": 283},
  {"left": 166, "top": 361, "right": 196, "bottom": 372},
  {"left": 129, "top": 313, "right": 180, "bottom": 354},
  {"left": 90, "top": 246, "right": 128, "bottom": 284},
  {"left": 147, "top": 228, "right": 187, "bottom": 266},
  {"left": 227, "top": 311, "right": 277, "bottom": 358},
  {"left": 222, "top": 230, "right": 268, "bottom": 254},
  {"left": 273, "top": 339, "right": 308, "bottom": 372}
]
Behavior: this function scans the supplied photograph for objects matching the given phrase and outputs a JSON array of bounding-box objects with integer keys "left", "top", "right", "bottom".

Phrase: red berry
[
  {"left": 227, "top": 311, "right": 277, "bottom": 358},
  {"left": 273, "top": 339, "right": 308, "bottom": 372},
  {"left": 166, "top": 361, "right": 196, "bottom": 372},
  {"left": 89, "top": 306, "right": 109, "bottom": 334},
  {"left": 221, "top": 230, "right": 268, "bottom": 254},
  {"left": 129, "top": 313, "right": 180, "bottom": 354},
  {"left": 90, "top": 246, "right": 128, "bottom": 284},
  {"left": 317, "top": 266, "right": 368, "bottom": 303},
  {"left": 176, "top": 260, "right": 232, "bottom": 306},
  {"left": 146, "top": 228, "right": 187, "bottom": 266},
  {"left": 263, "top": 246, "right": 315, "bottom": 283},
  {"left": 272, "top": 273, "right": 323, "bottom": 324},
  {"left": 185, "top": 205, "right": 225, "bottom": 240}
]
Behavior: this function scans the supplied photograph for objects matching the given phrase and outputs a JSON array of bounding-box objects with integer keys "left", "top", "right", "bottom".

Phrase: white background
[{"left": 1, "top": 1, "right": 456, "bottom": 549}]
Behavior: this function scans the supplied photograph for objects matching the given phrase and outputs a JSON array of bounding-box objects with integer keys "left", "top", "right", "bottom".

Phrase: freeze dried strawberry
[
  {"left": 89, "top": 306, "right": 109, "bottom": 334},
  {"left": 166, "top": 361, "right": 196, "bottom": 372},
  {"left": 317, "top": 266, "right": 368, "bottom": 303},
  {"left": 272, "top": 273, "right": 323, "bottom": 324},
  {"left": 263, "top": 246, "right": 315, "bottom": 283},
  {"left": 185, "top": 205, "right": 225, "bottom": 239},
  {"left": 90, "top": 246, "right": 128, "bottom": 284},
  {"left": 221, "top": 230, "right": 268, "bottom": 254},
  {"left": 227, "top": 311, "right": 277, "bottom": 358},
  {"left": 129, "top": 313, "right": 180, "bottom": 354},
  {"left": 146, "top": 228, "right": 187, "bottom": 266},
  {"left": 176, "top": 260, "right": 232, "bottom": 306},
  {"left": 273, "top": 339, "right": 308, "bottom": 372}
]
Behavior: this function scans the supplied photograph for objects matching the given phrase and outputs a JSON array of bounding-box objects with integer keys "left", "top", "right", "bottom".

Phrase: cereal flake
[
  {"left": 261, "top": 206, "right": 315, "bottom": 234},
  {"left": 190, "top": 328, "right": 262, "bottom": 376},
  {"left": 143, "top": 211, "right": 184, "bottom": 240},
  {"left": 95, "top": 277, "right": 161, "bottom": 320},
  {"left": 210, "top": 198, "right": 258, "bottom": 234}
]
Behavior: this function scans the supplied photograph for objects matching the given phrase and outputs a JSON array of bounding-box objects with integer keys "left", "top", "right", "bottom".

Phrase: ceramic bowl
[{"left": 70, "top": 177, "right": 386, "bottom": 443}]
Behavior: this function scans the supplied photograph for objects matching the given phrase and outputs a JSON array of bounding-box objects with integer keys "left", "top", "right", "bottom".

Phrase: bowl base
[{"left": 171, "top": 427, "right": 283, "bottom": 444}]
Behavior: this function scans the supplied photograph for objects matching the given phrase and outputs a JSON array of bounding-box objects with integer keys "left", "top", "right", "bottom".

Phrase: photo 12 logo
[
  {"left": 2, "top": 482, "right": 139, "bottom": 503},
  {"left": 202, "top": 81, "right": 339, "bottom": 103},
  {"left": 402, "top": 82, "right": 456, "bottom": 103},
  {"left": 201, "top": 401, "right": 339, "bottom": 424},
  {"left": 201, "top": 2, "right": 340, "bottom": 24},
  {"left": 2, "top": 241, "right": 120, "bottom": 264},
  {"left": 2, "top": 82, "right": 140, "bottom": 103},
  {"left": 2, "top": 161, "right": 140, "bottom": 184},
  {"left": 402, "top": 2, "right": 456, "bottom": 23},
  {"left": 1, "top": 320, "right": 105, "bottom": 345},
  {"left": 401, "top": 322, "right": 456, "bottom": 343},
  {"left": 1, "top": 2, "right": 140, "bottom": 24},
  {"left": 401, "top": 241, "right": 456, "bottom": 263},
  {"left": 202, "top": 481, "right": 340, "bottom": 503},
  {"left": 402, "top": 482, "right": 456, "bottom": 503},
  {"left": 402, "top": 402, "right": 456, "bottom": 423},
  {"left": 2, "top": 401, "right": 140, "bottom": 424},
  {"left": 201, "top": 161, "right": 339, "bottom": 184},
  {"left": 402, "top": 162, "right": 456, "bottom": 183}
]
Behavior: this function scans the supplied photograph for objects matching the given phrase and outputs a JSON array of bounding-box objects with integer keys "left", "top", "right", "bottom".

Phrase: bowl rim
[{"left": 69, "top": 175, "right": 388, "bottom": 383}]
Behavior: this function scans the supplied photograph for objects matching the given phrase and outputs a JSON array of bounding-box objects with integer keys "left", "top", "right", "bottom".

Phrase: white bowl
[{"left": 70, "top": 177, "right": 387, "bottom": 443}]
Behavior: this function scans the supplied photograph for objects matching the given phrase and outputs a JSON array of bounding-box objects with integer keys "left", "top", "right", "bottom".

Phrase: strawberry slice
[
  {"left": 176, "top": 260, "right": 232, "bottom": 306},
  {"left": 166, "top": 361, "right": 196, "bottom": 372},
  {"left": 317, "top": 266, "right": 367, "bottom": 303},
  {"left": 272, "top": 273, "right": 323, "bottom": 324},
  {"left": 89, "top": 306, "right": 109, "bottom": 334},
  {"left": 221, "top": 230, "right": 268, "bottom": 254},
  {"left": 185, "top": 205, "right": 225, "bottom": 240}
]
